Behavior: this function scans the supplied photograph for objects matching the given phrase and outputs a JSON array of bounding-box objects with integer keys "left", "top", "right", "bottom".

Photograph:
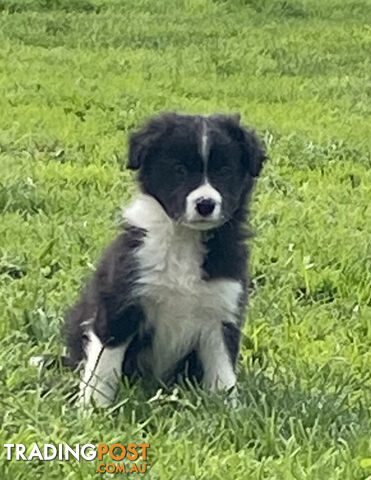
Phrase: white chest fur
[{"left": 124, "top": 195, "right": 242, "bottom": 378}]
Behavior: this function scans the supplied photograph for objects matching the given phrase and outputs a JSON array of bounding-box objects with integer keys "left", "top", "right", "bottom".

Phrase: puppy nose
[{"left": 196, "top": 198, "right": 216, "bottom": 217}]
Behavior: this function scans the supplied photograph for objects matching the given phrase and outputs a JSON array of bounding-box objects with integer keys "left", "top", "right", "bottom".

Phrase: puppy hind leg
[
  {"left": 79, "top": 303, "right": 145, "bottom": 407},
  {"left": 79, "top": 331, "right": 132, "bottom": 408}
]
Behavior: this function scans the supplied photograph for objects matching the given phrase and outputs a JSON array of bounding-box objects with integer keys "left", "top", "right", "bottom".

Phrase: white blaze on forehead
[{"left": 200, "top": 118, "right": 209, "bottom": 171}]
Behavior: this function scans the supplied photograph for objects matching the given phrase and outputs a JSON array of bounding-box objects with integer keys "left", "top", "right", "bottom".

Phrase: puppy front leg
[
  {"left": 79, "top": 331, "right": 132, "bottom": 408},
  {"left": 199, "top": 323, "right": 239, "bottom": 393}
]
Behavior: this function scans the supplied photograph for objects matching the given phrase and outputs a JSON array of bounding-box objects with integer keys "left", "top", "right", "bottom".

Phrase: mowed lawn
[{"left": 0, "top": 0, "right": 371, "bottom": 478}]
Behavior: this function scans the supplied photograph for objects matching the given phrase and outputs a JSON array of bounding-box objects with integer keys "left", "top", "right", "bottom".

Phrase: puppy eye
[
  {"left": 219, "top": 165, "right": 232, "bottom": 176},
  {"left": 175, "top": 164, "right": 187, "bottom": 178}
]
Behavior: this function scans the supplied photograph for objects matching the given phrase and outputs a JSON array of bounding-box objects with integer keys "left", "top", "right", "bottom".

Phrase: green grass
[{"left": 1, "top": 0, "right": 371, "bottom": 478}]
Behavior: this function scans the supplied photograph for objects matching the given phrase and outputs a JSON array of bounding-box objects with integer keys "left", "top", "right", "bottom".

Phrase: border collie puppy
[{"left": 65, "top": 112, "right": 266, "bottom": 407}]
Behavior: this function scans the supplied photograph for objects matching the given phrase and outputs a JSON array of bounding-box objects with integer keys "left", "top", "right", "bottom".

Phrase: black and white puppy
[{"left": 65, "top": 112, "right": 266, "bottom": 407}]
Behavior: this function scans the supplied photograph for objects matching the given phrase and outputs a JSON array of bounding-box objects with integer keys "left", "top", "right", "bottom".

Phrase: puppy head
[{"left": 128, "top": 112, "right": 266, "bottom": 230}]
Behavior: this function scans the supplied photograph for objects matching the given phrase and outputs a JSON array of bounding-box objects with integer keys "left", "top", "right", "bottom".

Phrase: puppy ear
[
  {"left": 211, "top": 114, "right": 266, "bottom": 177},
  {"left": 128, "top": 114, "right": 175, "bottom": 170},
  {"left": 229, "top": 112, "right": 241, "bottom": 124},
  {"left": 210, "top": 113, "right": 267, "bottom": 177},
  {"left": 127, "top": 127, "right": 149, "bottom": 170},
  {"left": 239, "top": 125, "right": 267, "bottom": 177}
]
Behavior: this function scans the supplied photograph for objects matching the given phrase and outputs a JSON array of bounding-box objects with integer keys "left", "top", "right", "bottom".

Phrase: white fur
[
  {"left": 201, "top": 119, "right": 209, "bottom": 167},
  {"left": 199, "top": 328, "right": 236, "bottom": 391},
  {"left": 183, "top": 123, "right": 223, "bottom": 228},
  {"left": 184, "top": 182, "right": 222, "bottom": 226},
  {"left": 79, "top": 331, "right": 131, "bottom": 407},
  {"left": 124, "top": 194, "right": 241, "bottom": 385}
]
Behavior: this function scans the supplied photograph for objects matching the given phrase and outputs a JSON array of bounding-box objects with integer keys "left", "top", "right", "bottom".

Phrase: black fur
[
  {"left": 222, "top": 322, "right": 241, "bottom": 367},
  {"left": 65, "top": 226, "right": 145, "bottom": 367},
  {"left": 65, "top": 112, "right": 266, "bottom": 388},
  {"left": 128, "top": 113, "right": 266, "bottom": 223}
]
